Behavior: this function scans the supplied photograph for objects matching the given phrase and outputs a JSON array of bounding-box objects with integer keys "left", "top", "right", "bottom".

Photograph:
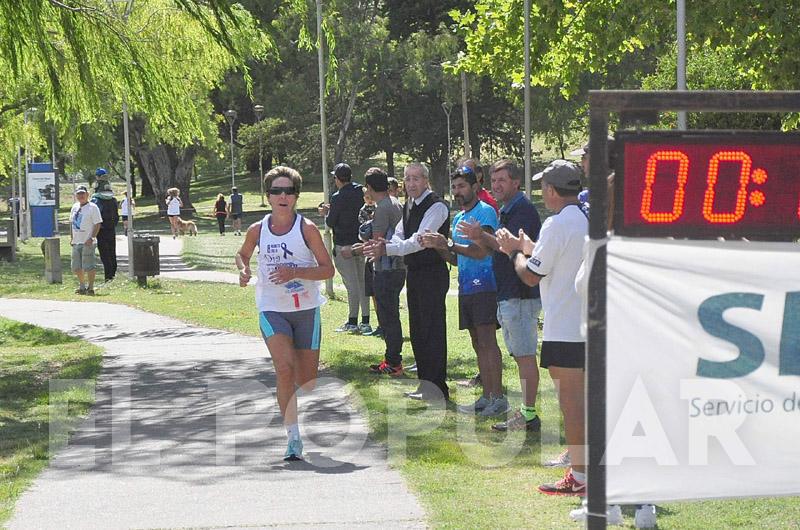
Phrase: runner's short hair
[{"left": 264, "top": 166, "right": 303, "bottom": 192}]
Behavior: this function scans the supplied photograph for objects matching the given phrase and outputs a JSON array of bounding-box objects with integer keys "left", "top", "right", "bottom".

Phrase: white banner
[
  {"left": 606, "top": 238, "right": 800, "bottom": 504},
  {"left": 27, "top": 171, "right": 56, "bottom": 206}
]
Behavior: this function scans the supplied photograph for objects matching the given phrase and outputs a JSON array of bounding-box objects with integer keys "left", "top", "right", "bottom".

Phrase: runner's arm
[{"left": 235, "top": 222, "right": 261, "bottom": 286}]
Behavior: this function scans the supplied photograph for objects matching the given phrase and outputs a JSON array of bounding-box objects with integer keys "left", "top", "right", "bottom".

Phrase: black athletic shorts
[
  {"left": 540, "top": 341, "right": 585, "bottom": 369},
  {"left": 458, "top": 291, "right": 499, "bottom": 330}
]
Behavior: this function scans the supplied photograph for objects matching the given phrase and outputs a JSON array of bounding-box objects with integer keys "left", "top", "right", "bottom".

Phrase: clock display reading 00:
[{"left": 615, "top": 132, "right": 800, "bottom": 239}]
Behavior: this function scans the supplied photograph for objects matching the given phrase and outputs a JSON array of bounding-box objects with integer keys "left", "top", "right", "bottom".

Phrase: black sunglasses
[{"left": 268, "top": 186, "right": 298, "bottom": 196}]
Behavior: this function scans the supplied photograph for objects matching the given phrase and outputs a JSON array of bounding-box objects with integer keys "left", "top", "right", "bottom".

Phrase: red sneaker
[
  {"left": 538, "top": 471, "right": 586, "bottom": 496},
  {"left": 369, "top": 360, "right": 404, "bottom": 377}
]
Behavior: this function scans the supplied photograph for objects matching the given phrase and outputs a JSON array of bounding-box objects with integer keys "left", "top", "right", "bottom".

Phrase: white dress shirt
[{"left": 386, "top": 189, "right": 449, "bottom": 257}]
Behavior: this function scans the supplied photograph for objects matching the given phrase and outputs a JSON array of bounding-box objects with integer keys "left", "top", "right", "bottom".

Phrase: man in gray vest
[{"left": 364, "top": 162, "right": 451, "bottom": 401}]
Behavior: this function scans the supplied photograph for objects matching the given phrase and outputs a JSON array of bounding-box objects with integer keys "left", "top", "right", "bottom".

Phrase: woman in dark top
[{"left": 213, "top": 193, "right": 227, "bottom": 235}]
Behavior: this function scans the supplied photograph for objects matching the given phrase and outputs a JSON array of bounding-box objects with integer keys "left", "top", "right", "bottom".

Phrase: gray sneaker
[
  {"left": 456, "top": 395, "right": 490, "bottom": 414},
  {"left": 335, "top": 322, "right": 358, "bottom": 333},
  {"left": 357, "top": 323, "right": 373, "bottom": 335},
  {"left": 479, "top": 394, "right": 511, "bottom": 417}
]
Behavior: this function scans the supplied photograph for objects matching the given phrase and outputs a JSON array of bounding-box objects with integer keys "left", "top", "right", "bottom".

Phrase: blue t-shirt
[
  {"left": 493, "top": 192, "right": 542, "bottom": 301},
  {"left": 452, "top": 200, "right": 498, "bottom": 295}
]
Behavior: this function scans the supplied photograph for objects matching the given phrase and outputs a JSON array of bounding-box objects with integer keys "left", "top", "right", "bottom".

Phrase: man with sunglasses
[{"left": 457, "top": 159, "right": 543, "bottom": 430}]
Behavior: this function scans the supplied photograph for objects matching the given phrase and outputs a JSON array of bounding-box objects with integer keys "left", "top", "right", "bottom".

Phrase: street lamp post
[
  {"left": 224, "top": 109, "right": 238, "bottom": 189},
  {"left": 254, "top": 104, "right": 265, "bottom": 207},
  {"left": 21, "top": 107, "right": 37, "bottom": 241}
]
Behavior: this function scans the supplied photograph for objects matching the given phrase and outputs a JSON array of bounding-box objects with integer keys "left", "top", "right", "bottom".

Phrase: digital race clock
[{"left": 614, "top": 131, "right": 800, "bottom": 240}]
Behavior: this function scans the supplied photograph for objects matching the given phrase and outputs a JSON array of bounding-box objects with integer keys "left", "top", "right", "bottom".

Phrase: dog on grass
[{"left": 177, "top": 217, "right": 198, "bottom": 236}]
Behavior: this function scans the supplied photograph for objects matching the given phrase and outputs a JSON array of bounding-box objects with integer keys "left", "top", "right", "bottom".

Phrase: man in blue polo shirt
[
  {"left": 457, "top": 159, "right": 543, "bottom": 431},
  {"left": 420, "top": 166, "right": 508, "bottom": 417}
]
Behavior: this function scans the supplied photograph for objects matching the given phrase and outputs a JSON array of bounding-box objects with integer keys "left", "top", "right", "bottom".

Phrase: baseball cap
[
  {"left": 75, "top": 185, "right": 89, "bottom": 194},
  {"left": 331, "top": 162, "right": 352, "bottom": 180},
  {"left": 95, "top": 167, "right": 107, "bottom": 177},
  {"left": 532, "top": 160, "right": 582, "bottom": 191}
]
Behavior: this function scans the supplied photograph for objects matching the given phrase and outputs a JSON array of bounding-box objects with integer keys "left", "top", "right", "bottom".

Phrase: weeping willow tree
[{"left": 0, "top": 0, "right": 272, "bottom": 209}]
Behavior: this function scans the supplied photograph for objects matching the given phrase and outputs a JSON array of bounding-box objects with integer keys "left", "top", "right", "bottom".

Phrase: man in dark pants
[
  {"left": 91, "top": 178, "right": 119, "bottom": 282},
  {"left": 365, "top": 162, "right": 450, "bottom": 401},
  {"left": 353, "top": 168, "right": 406, "bottom": 376}
]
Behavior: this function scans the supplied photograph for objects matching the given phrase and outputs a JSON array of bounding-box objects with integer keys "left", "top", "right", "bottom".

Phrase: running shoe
[
  {"left": 284, "top": 438, "right": 304, "bottom": 461},
  {"left": 365, "top": 326, "right": 384, "bottom": 338},
  {"left": 85, "top": 289, "right": 95, "bottom": 296},
  {"left": 538, "top": 471, "right": 586, "bottom": 496},
  {"left": 335, "top": 322, "right": 359, "bottom": 333},
  {"left": 369, "top": 360, "right": 404, "bottom": 377},
  {"left": 478, "top": 394, "right": 511, "bottom": 417},
  {"left": 456, "top": 395, "right": 490, "bottom": 414},
  {"left": 406, "top": 363, "right": 417, "bottom": 372},
  {"left": 492, "top": 410, "right": 541, "bottom": 432},
  {"left": 356, "top": 323, "right": 373, "bottom": 335},
  {"left": 75, "top": 287, "right": 86, "bottom": 295},
  {"left": 570, "top": 501, "right": 622, "bottom": 525},
  {"left": 543, "top": 449, "right": 570, "bottom": 467}
]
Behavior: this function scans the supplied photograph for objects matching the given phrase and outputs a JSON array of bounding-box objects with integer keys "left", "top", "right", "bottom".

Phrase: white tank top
[
  {"left": 167, "top": 196, "right": 181, "bottom": 215},
  {"left": 121, "top": 199, "right": 131, "bottom": 216},
  {"left": 256, "top": 213, "right": 326, "bottom": 312}
]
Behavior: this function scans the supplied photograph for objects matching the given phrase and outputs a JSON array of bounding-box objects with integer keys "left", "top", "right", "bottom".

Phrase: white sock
[
  {"left": 286, "top": 423, "right": 300, "bottom": 441},
  {"left": 571, "top": 470, "right": 586, "bottom": 483}
]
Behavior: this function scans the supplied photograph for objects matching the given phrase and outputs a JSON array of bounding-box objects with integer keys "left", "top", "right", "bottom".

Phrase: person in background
[
  {"left": 459, "top": 158, "right": 499, "bottom": 215},
  {"left": 166, "top": 187, "right": 183, "bottom": 239},
  {"left": 353, "top": 168, "right": 406, "bottom": 374},
  {"left": 420, "top": 167, "right": 507, "bottom": 416},
  {"left": 364, "top": 162, "right": 451, "bottom": 402},
  {"left": 496, "top": 159, "right": 588, "bottom": 496},
  {"left": 388, "top": 177, "right": 400, "bottom": 198},
  {"left": 213, "top": 193, "right": 228, "bottom": 235},
  {"left": 458, "top": 159, "right": 543, "bottom": 432},
  {"left": 69, "top": 186, "right": 102, "bottom": 295},
  {"left": 91, "top": 179, "right": 119, "bottom": 282},
  {"left": 120, "top": 191, "right": 134, "bottom": 236},
  {"left": 320, "top": 162, "right": 370, "bottom": 334},
  {"left": 228, "top": 186, "right": 244, "bottom": 235}
]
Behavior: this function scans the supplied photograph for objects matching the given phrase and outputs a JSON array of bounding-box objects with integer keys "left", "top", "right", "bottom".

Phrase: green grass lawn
[
  {"left": 1, "top": 239, "right": 799, "bottom": 528},
  {"left": 0, "top": 317, "right": 103, "bottom": 525}
]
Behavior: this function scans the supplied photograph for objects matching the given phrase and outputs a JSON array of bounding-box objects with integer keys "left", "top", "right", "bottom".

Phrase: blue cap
[{"left": 95, "top": 168, "right": 107, "bottom": 177}]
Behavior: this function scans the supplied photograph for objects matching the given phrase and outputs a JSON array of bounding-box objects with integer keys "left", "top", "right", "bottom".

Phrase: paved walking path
[
  {"left": 114, "top": 234, "right": 458, "bottom": 295},
  {"left": 0, "top": 299, "right": 426, "bottom": 529}
]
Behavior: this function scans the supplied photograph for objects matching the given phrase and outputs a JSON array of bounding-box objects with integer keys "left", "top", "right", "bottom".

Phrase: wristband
[{"left": 509, "top": 249, "right": 524, "bottom": 261}]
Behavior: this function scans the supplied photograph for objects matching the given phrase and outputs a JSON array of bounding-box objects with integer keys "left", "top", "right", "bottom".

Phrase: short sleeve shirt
[
  {"left": 526, "top": 204, "right": 588, "bottom": 342},
  {"left": 70, "top": 202, "right": 102, "bottom": 244},
  {"left": 493, "top": 192, "right": 542, "bottom": 301},
  {"left": 372, "top": 196, "right": 404, "bottom": 271},
  {"left": 452, "top": 200, "right": 498, "bottom": 295}
]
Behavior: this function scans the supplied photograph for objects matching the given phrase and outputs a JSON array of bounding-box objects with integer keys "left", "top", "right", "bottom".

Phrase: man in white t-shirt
[
  {"left": 69, "top": 185, "right": 103, "bottom": 295},
  {"left": 496, "top": 159, "right": 589, "bottom": 496}
]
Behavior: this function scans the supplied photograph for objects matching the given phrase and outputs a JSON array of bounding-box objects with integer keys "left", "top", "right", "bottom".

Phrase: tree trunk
[
  {"left": 429, "top": 155, "right": 449, "bottom": 197},
  {"left": 333, "top": 83, "right": 359, "bottom": 163},
  {"left": 130, "top": 115, "right": 198, "bottom": 217},
  {"left": 139, "top": 163, "right": 153, "bottom": 197},
  {"left": 386, "top": 147, "right": 394, "bottom": 177}
]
